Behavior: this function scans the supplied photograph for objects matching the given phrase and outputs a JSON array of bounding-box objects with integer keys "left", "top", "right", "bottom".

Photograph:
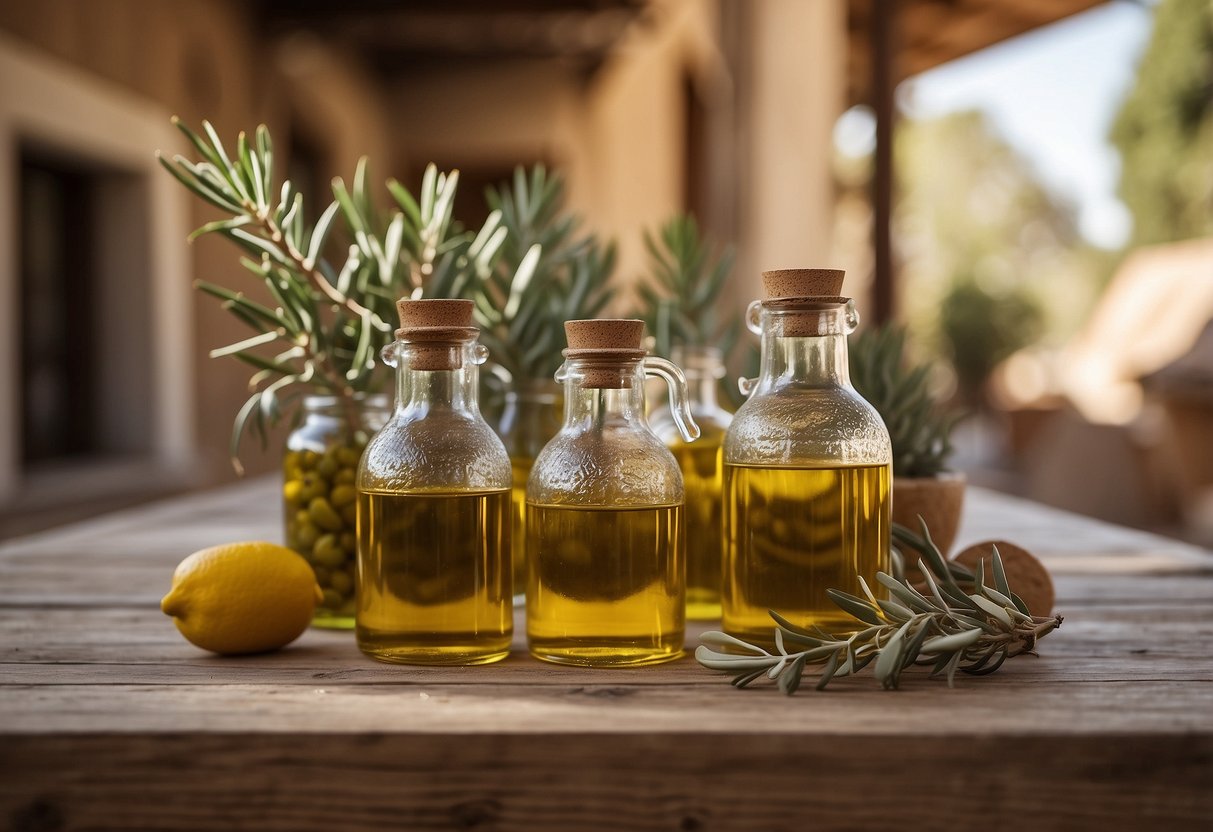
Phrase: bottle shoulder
[
  {"left": 724, "top": 387, "right": 891, "bottom": 466},
  {"left": 528, "top": 426, "right": 684, "bottom": 506},
  {"left": 358, "top": 411, "right": 511, "bottom": 492}
]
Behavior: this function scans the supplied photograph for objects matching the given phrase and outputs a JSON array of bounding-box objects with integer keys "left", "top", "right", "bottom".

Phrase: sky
[{"left": 839, "top": 0, "right": 1156, "bottom": 250}]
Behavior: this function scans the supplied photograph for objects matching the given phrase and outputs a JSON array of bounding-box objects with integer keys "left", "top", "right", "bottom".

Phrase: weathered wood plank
[
  {"left": 2, "top": 676, "right": 1211, "bottom": 735},
  {"left": 2, "top": 733, "right": 1211, "bottom": 832}
]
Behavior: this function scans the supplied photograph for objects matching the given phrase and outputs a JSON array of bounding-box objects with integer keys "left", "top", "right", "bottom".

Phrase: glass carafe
[
  {"left": 652, "top": 346, "right": 733, "bottom": 620},
  {"left": 526, "top": 319, "right": 699, "bottom": 667},
  {"left": 356, "top": 299, "right": 513, "bottom": 665},
  {"left": 496, "top": 379, "right": 563, "bottom": 598},
  {"left": 723, "top": 270, "right": 891, "bottom": 643}
]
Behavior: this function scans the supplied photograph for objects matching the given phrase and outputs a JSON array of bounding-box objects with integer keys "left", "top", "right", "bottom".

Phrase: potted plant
[{"left": 850, "top": 325, "right": 965, "bottom": 558}]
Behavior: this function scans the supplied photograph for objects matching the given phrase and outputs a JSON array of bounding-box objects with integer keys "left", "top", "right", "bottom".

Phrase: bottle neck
[
  {"left": 393, "top": 343, "right": 482, "bottom": 418},
  {"left": 756, "top": 307, "right": 853, "bottom": 391},
  {"left": 561, "top": 360, "right": 648, "bottom": 432},
  {"left": 670, "top": 345, "right": 725, "bottom": 414},
  {"left": 688, "top": 372, "right": 720, "bottom": 411}
]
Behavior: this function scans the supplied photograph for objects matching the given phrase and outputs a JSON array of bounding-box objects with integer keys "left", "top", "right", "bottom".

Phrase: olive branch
[
  {"left": 696, "top": 520, "right": 1063, "bottom": 693},
  {"left": 158, "top": 119, "right": 515, "bottom": 469}
]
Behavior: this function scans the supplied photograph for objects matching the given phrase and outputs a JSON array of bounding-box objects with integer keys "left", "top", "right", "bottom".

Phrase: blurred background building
[{"left": 0, "top": 0, "right": 1209, "bottom": 542}]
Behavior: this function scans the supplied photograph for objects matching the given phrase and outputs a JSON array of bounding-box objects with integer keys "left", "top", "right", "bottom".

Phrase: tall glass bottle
[
  {"left": 723, "top": 269, "right": 891, "bottom": 643},
  {"left": 652, "top": 346, "right": 733, "bottom": 620},
  {"left": 496, "top": 379, "right": 563, "bottom": 598},
  {"left": 356, "top": 299, "right": 513, "bottom": 665},
  {"left": 527, "top": 319, "right": 699, "bottom": 667}
]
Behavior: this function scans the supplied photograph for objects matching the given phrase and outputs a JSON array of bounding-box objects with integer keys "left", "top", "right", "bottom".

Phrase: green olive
[
  {"left": 293, "top": 521, "right": 321, "bottom": 550},
  {"left": 297, "top": 473, "right": 326, "bottom": 504},
  {"left": 334, "top": 469, "right": 356, "bottom": 485},
  {"left": 313, "top": 534, "right": 346, "bottom": 568},
  {"left": 340, "top": 504, "right": 357, "bottom": 526},
  {"left": 317, "top": 456, "right": 339, "bottom": 478},
  {"left": 339, "top": 531, "right": 356, "bottom": 553},
  {"left": 330, "top": 570, "right": 353, "bottom": 595},
  {"left": 283, "top": 479, "right": 305, "bottom": 504},
  {"left": 330, "top": 484, "right": 357, "bottom": 508},
  {"left": 300, "top": 450, "right": 321, "bottom": 469},
  {"left": 308, "top": 497, "right": 344, "bottom": 532},
  {"left": 312, "top": 566, "right": 331, "bottom": 586},
  {"left": 336, "top": 447, "right": 362, "bottom": 467},
  {"left": 321, "top": 589, "right": 343, "bottom": 609},
  {"left": 295, "top": 509, "right": 310, "bottom": 527}
]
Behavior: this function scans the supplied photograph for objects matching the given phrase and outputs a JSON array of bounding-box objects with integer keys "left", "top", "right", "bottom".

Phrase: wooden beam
[{"left": 871, "top": 0, "right": 896, "bottom": 324}]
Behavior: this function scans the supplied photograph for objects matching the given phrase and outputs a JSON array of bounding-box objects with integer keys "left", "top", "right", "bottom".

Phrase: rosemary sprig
[
  {"left": 159, "top": 119, "right": 511, "bottom": 467},
  {"left": 636, "top": 214, "right": 738, "bottom": 359},
  {"left": 696, "top": 519, "right": 1063, "bottom": 693},
  {"left": 475, "top": 166, "right": 615, "bottom": 385}
]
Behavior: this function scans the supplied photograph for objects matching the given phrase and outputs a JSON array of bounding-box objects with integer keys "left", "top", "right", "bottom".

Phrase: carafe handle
[{"left": 644, "top": 356, "right": 700, "bottom": 442}]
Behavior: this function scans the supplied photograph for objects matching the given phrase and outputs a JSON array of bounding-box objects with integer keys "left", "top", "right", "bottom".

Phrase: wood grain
[{"left": 1, "top": 478, "right": 1212, "bottom": 829}]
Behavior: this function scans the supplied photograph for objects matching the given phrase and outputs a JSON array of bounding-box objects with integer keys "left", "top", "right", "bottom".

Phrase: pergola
[{"left": 256, "top": 0, "right": 1109, "bottom": 323}]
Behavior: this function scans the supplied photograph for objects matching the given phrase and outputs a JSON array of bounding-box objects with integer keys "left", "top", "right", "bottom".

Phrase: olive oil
[
  {"left": 527, "top": 502, "right": 685, "bottom": 666},
  {"left": 722, "top": 463, "right": 890, "bottom": 642},
  {"left": 357, "top": 488, "right": 512, "bottom": 665},
  {"left": 509, "top": 456, "right": 531, "bottom": 597},
  {"left": 670, "top": 436, "right": 725, "bottom": 620}
]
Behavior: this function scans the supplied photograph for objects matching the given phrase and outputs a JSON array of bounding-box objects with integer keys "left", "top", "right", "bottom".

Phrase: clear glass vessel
[
  {"left": 526, "top": 319, "right": 699, "bottom": 667},
  {"left": 356, "top": 299, "right": 513, "bottom": 665},
  {"left": 283, "top": 394, "right": 389, "bottom": 629},
  {"left": 495, "top": 379, "right": 563, "bottom": 598},
  {"left": 652, "top": 346, "right": 733, "bottom": 620},
  {"left": 723, "top": 278, "right": 892, "bottom": 643}
]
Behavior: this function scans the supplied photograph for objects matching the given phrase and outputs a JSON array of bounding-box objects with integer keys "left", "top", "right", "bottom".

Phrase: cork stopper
[
  {"left": 394, "top": 298, "right": 478, "bottom": 371},
  {"left": 562, "top": 319, "right": 647, "bottom": 388},
  {"left": 564, "top": 319, "right": 645, "bottom": 351},
  {"left": 760, "top": 268, "right": 849, "bottom": 337},
  {"left": 762, "top": 269, "right": 845, "bottom": 299}
]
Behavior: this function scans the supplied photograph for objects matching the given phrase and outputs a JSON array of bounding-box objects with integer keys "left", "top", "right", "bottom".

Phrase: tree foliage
[{"left": 1111, "top": 0, "right": 1213, "bottom": 246}]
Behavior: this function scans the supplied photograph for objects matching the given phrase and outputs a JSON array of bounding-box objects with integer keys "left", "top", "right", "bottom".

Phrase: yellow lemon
[{"left": 161, "top": 541, "right": 324, "bottom": 655}]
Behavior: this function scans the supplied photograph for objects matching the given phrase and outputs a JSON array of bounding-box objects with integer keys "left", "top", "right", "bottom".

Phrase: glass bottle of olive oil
[
  {"left": 356, "top": 299, "right": 513, "bottom": 665},
  {"left": 652, "top": 346, "right": 733, "bottom": 621},
  {"left": 495, "top": 380, "right": 563, "bottom": 599},
  {"left": 527, "top": 319, "right": 699, "bottom": 667},
  {"left": 722, "top": 270, "right": 892, "bottom": 644}
]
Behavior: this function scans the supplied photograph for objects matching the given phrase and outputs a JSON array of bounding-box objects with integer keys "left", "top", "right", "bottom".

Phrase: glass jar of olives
[{"left": 282, "top": 394, "right": 390, "bottom": 629}]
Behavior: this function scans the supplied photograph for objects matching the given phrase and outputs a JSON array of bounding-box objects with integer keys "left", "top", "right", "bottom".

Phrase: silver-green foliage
[
  {"left": 158, "top": 119, "right": 509, "bottom": 465},
  {"left": 696, "top": 520, "right": 1062, "bottom": 693},
  {"left": 850, "top": 325, "right": 958, "bottom": 478},
  {"left": 474, "top": 166, "right": 615, "bottom": 384},
  {"left": 637, "top": 215, "right": 738, "bottom": 359}
]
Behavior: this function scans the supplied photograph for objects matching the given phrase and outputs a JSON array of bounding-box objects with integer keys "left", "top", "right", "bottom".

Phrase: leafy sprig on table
[
  {"left": 696, "top": 520, "right": 1063, "bottom": 693},
  {"left": 158, "top": 119, "right": 511, "bottom": 466}
]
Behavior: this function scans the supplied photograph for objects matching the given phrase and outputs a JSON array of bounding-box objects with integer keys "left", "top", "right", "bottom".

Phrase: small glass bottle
[
  {"left": 495, "top": 379, "right": 563, "bottom": 598},
  {"left": 527, "top": 319, "right": 699, "bottom": 667},
  {"left": 652, "top": 346, "right": 733, "bottom": 620},
  {"left": 283, "top": 394, "right": 389, "bottom": 629},
  {"left": 723, "top": 270, "right": 892, "bottom": 642},
  {"left": 356, "top": 299, "right": 513, "bottom": 665}
]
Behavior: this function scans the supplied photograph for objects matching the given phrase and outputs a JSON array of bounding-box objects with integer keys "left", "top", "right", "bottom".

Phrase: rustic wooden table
[{"left": 2, "top": 479, "right": 1211, "bottom": 831}]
